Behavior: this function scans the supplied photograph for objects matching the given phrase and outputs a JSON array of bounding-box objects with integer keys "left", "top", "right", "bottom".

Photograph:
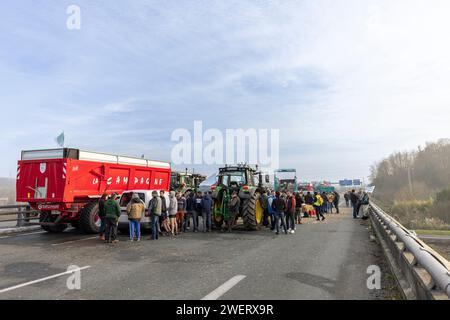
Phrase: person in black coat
[
  {"left": 193, "top": 191, "right": 203, "bottom": 232},
  {"left": 295, "top": 192, "right": 304, "bottom": 224},
  {"left": 344, "top": 192, "right": 350, "bottom": 207},
  {"left": 304, "top": 192, "right": 314, "bottom": 205},
  {"left": 271, "top": 191, "right": 288, "bottom": 235},
  {"left": 184, "top": 191, "right": 196, "bottom": 232},
  {"left": 333, "top": 191, "right": 340, "bottom": 214},
  {"left": 350, "top": 190, "right": 360, "bottom": 218},
  {"left": 98, "top": 193, "right": 108, "bottom": 240},
  {"left": 200, "top": 192, "right": 213, "bottom": 232}
]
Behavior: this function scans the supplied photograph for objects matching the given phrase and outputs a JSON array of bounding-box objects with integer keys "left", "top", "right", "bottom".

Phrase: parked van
[{"left": 118, "top": 190, "right": 170, "bottom": 232}]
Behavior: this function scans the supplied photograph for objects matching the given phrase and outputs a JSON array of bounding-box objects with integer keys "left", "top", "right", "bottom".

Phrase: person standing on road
[
  {"left": 261, "top": 190, "right": 269, "bottom": 228},
  {"left": 333, "top": 191, "right": 340, "bottom": 214},
  {"left": 98, "top": 193, "right": 107, "bottom": 241},
  {"left": 313, "top": 192, "right": 325, "bottom": 221},
  {"left": 184, "top": 191, "right": 196, "bottom": 232},
  {"left": 104, "top": 193, "right": 121, "bottom": 244},
  {"left": 271, "top": 191, "right": 288, "bottom": 235},
  {"left": 147, "top": 191, "right": 162, "bottom": 240},
  {"left": 194, "top": 191, "right": 203, "bottom": 232},
  {"left": 176, "top": 192, "right": 186, "bottom": 233},
  {"left": 295, "top": 192, "right": 304, "bottom": 225},
  {"left": 168, "top": 191, "right": 178, "bottom": 237},
  {"left": 126, "top": 193, "right": 145, "bottom": 242},
  {"left": 350, "top": 189, "right": 360, "bottom": 219},
  {"left": 321, "top": 192, "right": 329, "bottom": 214},
  {"left": 160, "top": 190, "right": 170, "bottom": 236},
  {"left": 285, "top": 191, "right": 296, "bottom": 234},
  {"left": 201, "top": 192, "right": 213, "bottom": 232},
  {"left": 268, "top": 190, "right": 276, "bottom": 231},
  {"left": 328, "top": 193, "right": 334, "bottom": 213},
  {"left": 344, "top": 192, "right": 350, "bottom": 207},
  {"left": 360, "top": 191, "right": 370, "bottom": 219},
  {"left": 227, "top": 191, "right": 240, "bottom": 233}
]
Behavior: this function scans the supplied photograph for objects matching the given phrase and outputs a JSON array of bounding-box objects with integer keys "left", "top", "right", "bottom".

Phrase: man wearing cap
[{"left": 104, "top": 193, "right": 121, "bottom": 244}]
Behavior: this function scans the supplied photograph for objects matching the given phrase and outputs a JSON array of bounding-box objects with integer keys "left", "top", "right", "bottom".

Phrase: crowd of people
[
  {"left": 96, "top": 187, "right": 368, "bottom": 243},
  {"left": 344, "top": 189, "right": 370, "bottom": 219},
  {"left": 260, "top": 189, "right": 341, "bottom": 235}
]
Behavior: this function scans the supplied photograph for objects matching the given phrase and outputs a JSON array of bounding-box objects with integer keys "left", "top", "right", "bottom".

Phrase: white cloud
[{"left": 0, "top": 0, "right": 449, "bottom": 181}]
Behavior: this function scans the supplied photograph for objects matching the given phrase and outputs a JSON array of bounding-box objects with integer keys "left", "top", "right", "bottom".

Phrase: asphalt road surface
[{"left": 0, "top": 206, "right": 399, "bottom": 300}]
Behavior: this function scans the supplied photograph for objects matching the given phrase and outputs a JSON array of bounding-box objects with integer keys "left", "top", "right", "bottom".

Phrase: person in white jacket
[{"left": 168, "top": 191, "right": 178, "bottom": 237}]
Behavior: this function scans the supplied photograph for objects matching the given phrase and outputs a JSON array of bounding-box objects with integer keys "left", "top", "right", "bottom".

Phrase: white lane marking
[
  {"left": 201, "top": 275, "right": 246, "bottom": 300},
  {"left": 0, "top": 231, "right": 47, "bottom": 239},
  {"left": 52, "top": 236, "right": 98, "bottom": 246},
  {"left": 0, "top": 266, "right": 91, "bottom": 294}
]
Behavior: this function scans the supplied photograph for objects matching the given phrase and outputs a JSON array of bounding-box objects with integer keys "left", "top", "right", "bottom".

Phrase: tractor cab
[
  {"left": 217, "top": 168, "right": 250, "bottom": 188},
  {"left": 170, "top": 171, "right": 206, "bottom": 195},
  {"left": 192, "top": 173, "right": 206, "bottom": 189},
  {"left": 213, "top": 165, "right": 257, "bottom": 195}
]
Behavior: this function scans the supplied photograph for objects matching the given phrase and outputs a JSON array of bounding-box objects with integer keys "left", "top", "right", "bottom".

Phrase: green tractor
[
  {"left": 211, "top": 164, "right": 269, "bottom": 231},
  {"left": 170, "top": 170, "right": 206, "bottom": 195},
  {"left": 274, "top": 169, "right": 298, "bottom": 193}
]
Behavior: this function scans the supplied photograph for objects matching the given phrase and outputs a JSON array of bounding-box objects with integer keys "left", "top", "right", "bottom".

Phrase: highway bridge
[{"left": 0, "top": 204, "right": 448, "bottom": 300}]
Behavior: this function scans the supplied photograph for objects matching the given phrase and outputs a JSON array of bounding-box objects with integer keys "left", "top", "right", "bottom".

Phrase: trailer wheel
[
  {"left": 39, "top": 213, "right": 68, "bottom": 233},
  {"left": 79, "top": 202, "right": 101, "bottom": 234}
]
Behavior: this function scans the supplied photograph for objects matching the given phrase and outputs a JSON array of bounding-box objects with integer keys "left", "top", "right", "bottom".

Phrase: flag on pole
[{"left": 56, "top": 132, "right": 65, "bottom": 147}]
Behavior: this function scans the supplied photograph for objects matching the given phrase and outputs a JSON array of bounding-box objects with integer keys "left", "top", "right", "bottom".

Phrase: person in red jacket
[{"left": 285, "top": 191, "right": 296, "bottom": 234}]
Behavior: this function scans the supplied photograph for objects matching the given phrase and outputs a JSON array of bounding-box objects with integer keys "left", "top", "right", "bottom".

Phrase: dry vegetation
[{"left": 371, "top": 139, "right": 450, "bottom": 230}]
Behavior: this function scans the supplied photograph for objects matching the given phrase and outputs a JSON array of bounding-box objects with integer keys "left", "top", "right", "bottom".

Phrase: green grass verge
[{"left": 414, "top": 229, "right": 450, "bottom": 236}]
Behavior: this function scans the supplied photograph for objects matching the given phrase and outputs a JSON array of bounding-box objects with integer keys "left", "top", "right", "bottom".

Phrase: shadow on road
[{"left": 285, "top": 272, "right": 336, "bottom": 295}]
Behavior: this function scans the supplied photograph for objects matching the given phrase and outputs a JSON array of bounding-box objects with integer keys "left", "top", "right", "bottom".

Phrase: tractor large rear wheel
[
  {"left": 242, "top": 192, "right": 263, "bottom": 231},
  {"left": 79, "top": 202, "right": 101, "bottom": 234}
]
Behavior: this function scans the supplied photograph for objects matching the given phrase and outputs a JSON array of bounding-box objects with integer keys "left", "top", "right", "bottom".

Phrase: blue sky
[{"left": 1, "top": 0, "right": 450, "bottom": 181}]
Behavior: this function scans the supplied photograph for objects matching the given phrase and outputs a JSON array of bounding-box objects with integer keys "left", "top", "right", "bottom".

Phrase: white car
[{"left": 118, "top": 190, "right": 169, "bottom": 232}]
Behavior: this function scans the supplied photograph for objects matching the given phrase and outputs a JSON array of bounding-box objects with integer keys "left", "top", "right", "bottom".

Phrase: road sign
[{"left": 339, "top": 179, "right": 353, "bottom": 186}]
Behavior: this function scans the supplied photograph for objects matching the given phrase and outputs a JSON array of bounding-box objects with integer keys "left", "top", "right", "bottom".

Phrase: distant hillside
[{"left": 0, "top": 178, "right": 16, "bottom": 204}]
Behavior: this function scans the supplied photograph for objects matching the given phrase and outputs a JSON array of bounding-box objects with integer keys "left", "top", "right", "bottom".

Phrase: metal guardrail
[
  {"left": 370, "top": 201, "right": 450, "bottom": 300},
  {"left": 0, "top": 205, "right": 40, "bottom": 227}
]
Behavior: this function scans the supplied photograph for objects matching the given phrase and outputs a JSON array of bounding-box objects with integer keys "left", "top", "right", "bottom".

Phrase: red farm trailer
[{"left": 16, "top": 148, "right": 171, "bottom": 233}]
